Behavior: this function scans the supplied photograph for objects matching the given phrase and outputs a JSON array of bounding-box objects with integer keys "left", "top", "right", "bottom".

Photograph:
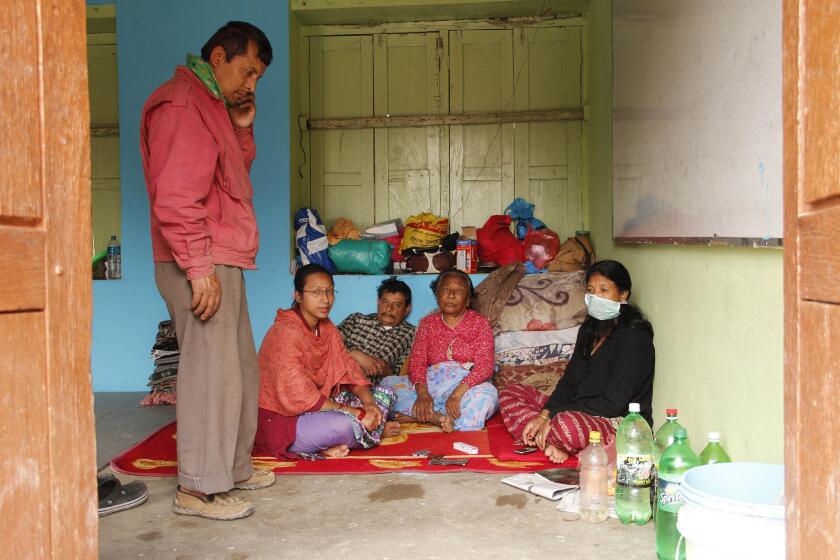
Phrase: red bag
[
  {"left": 524, "top": 228, "right": 561, "bottom": 269},
  {"left": 381, "top": 227, "right": 405, "bottom": 262},
  {"left": 476, "top": 215, "right": 524, "bottom": 266}
]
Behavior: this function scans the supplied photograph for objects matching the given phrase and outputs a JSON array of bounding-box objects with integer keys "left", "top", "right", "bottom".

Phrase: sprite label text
[{"left": 657, "top": 473, "right": 685, "bottom": 513}]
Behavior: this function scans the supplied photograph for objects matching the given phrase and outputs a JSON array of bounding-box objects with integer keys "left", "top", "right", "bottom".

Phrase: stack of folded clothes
[{"left": 139, "top": 320, "right": 179, "bottom": 406}]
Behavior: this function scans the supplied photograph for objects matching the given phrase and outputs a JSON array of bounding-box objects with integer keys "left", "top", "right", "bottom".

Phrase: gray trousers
[{"left": 155, "top": 263, "right": 258, "bottom": 494}]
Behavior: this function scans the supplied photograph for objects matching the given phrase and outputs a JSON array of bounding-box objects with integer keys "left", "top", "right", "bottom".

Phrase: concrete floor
[
  {"left": 95, "top": 392, "right": 176, "bottom": 469},
  {"left": 97, "top": 393, "right": 655, "bottom": 560}
]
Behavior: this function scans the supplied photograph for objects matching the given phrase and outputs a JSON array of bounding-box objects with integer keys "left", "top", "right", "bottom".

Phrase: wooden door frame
[
  {"left": 1, "top": 0, "right": 98, "bottom": 556},
  {"left": 782, "top": 0, "right": 799, "bottom": 554},
  {"left": 783, "top": 0, "right": 840, "bottom": 557}
]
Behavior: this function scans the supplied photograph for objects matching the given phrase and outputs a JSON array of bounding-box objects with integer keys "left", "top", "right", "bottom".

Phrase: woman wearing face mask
[{"left": 499, "top": 260, "right": 654, "bottom": 463}]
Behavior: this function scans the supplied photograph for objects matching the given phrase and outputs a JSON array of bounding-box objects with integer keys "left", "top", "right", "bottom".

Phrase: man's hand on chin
[{"left": 228, "top": 93, "right": 256, "bottom": 128}]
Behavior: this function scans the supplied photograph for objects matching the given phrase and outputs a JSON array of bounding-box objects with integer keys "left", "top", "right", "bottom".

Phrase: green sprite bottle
[
  {"left": 655, "top": 427, "right": 699, "bottom": 560},
  {"left": 699, "top": 432, "right": 731, "bottom": 465},
  {"left": 652, "top": 409, "right": 687, "bottom": 519}
]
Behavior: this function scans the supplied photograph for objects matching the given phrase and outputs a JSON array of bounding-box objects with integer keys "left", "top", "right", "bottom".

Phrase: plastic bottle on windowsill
[{"left": 106, "top": 234, "right": 121, "bottom": 279}]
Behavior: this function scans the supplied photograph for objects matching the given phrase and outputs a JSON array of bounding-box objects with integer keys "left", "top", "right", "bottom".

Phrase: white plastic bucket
[{"left": 676, "top": 463, "right": 785, "bottom": 560}]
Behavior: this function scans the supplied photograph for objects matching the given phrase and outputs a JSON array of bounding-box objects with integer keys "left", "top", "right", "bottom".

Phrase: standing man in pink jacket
[{"left": 140, "top": 21, "right": 274, "bottom": 521}]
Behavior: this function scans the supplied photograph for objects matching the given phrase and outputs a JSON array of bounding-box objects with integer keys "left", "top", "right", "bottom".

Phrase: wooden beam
[
  {"left": 301, "top": 16, "right": 584, "bottom": 36},
  {"left": 307, "top": 108, "right": 584, "bottom": 130},
  {"left": 90, "top": 126, "right": 119, "bottom": 137}
]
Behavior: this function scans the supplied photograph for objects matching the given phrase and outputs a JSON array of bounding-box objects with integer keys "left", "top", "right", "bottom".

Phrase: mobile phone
[
  {"left": 430, "top": 457, "right": 470, "bottom": 466},
  {"left": 513, "top": 446, "right": 538, "bottom": 455}
]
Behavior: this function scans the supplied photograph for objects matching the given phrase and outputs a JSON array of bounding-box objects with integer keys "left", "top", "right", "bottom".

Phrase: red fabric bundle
[
  {"left": 524, "top": 227, "right": 561, "bottom": 269},
  {"left": 477, "top": 215, "right": 524, "bottom": 266}
]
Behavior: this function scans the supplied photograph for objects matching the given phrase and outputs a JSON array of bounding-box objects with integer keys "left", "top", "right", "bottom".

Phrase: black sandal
[{"left": 98, "top": 478, "right": 149, "bottom": 517}]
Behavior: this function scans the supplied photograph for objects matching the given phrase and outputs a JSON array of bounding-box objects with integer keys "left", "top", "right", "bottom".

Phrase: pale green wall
[
  {"left": 287, "top": 0, "right": 785, "bottom": 462},
  {"left": 584, "top": 1, "right": 783, "bottom": 462}
]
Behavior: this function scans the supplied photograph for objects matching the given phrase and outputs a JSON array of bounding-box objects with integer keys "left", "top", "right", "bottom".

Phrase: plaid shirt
[{"left": 337, "top": 313, "right": 416, "bottom": 379}]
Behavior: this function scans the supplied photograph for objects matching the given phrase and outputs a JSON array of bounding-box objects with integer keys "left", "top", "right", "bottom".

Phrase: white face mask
[{"left": 584, "top": 293, "right": 622, "bottom": 321}]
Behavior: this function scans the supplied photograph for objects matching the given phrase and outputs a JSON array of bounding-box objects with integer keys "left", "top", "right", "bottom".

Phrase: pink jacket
[{"left": 140, "top": 67, "right": 259, "bottom": 280}]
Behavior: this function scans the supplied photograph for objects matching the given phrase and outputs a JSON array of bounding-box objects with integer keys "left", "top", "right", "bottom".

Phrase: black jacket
[{"left": 544, "top": 324, "right": 655, "bottom": 426}]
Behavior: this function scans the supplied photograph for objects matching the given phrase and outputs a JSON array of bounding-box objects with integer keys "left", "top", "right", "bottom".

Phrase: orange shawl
[{"left": 258, "top": 308, "right": 369, "bottom": 416}]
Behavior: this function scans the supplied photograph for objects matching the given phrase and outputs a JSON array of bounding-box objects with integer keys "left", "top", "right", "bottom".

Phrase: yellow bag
[{"left": 399, "top": 212, "right": 449, "bottom": 252}]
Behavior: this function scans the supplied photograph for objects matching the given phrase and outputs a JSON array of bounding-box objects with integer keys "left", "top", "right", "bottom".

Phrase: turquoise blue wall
[{"left": 88, "top": 1, "right": 446, "bottom": 390}]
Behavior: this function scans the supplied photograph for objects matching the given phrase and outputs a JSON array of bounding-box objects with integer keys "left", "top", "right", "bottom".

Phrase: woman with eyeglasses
[
  {"left": 254, "top": 264, "right": 399, "bottom": 459},
  {"left": 380, "top": 270, "right": 498, "bottom": 432}
]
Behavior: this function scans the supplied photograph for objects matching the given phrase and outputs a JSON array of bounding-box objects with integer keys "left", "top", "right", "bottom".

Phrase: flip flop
[{"left": 98, "top": 478, "right": 149, "bottom": 517}]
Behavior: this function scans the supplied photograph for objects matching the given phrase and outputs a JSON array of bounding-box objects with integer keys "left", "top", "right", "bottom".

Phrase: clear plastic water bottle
[
  {"left": 616, "top": 402, "right": 654, "bottom": 525},
  {"left": 699, "top": 432, "right": 731, "bottom": 465},
  {"left": 578, "top": 430, "right": 609, "bottom": 523},
  {"left": 655, "top": 427, "right": 700, "bottom": 560},
  {"left": 106, "top": 234, "right": 122, "bottom": 279},
  {"left": 652, "top": 409, "right": 687, "bottom": 518}
]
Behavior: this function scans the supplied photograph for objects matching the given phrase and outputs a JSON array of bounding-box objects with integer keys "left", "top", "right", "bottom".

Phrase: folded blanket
[{"left": 494, "top": 326, "right": 579, "bottom": 365}]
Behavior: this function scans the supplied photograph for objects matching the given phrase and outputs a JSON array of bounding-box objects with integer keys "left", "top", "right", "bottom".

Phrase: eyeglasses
[{"left": 302, "top": 289, "right": 337, "bottom": 298}]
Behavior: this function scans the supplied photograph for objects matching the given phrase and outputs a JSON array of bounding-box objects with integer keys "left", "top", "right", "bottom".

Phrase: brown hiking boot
[
  {"left": 172, "top": 488, "right": 254, "bottom": 520},
  {"left": 234, "top": 469, "right": 276, "bottom": 490}
]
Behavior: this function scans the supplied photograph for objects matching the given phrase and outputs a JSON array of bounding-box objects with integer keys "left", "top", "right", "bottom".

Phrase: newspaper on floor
[
  {"left": 501, "top": 468, "right": 579, "bottom": 501},
  {"left": 502, "top": 467, "right": 617, "bottom": 518}
]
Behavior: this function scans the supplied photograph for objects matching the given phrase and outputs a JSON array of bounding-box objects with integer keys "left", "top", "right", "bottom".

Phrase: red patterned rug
[{"left": 110, "top": 413, "right": 575, "bottom": 476}]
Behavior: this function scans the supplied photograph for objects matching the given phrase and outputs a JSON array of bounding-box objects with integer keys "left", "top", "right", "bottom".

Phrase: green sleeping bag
[{"left": 328, "top": 239, "right": 391, "bottom": 274}]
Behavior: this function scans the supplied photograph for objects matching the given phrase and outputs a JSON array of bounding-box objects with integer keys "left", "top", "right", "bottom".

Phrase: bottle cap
[
  {"left": 665, "top": 408, "right": 678, "bottom": 417},
  {"left": 707, "top": 432, "right": 720, "bottom": 442},
  {"left": 674, "top": 427, "right": 687, "bottom": 439},
  {"left": 110, "top": 235, "right": 117, "bottom": 240},
  {"left": 589, "top": 431, "right": 601, "bottom": 443},
  {"left": 628, "top": 403, "right": 640, "bottom": 413}
]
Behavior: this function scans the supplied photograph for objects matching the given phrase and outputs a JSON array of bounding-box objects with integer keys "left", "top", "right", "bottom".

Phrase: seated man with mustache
[{"left": 338, "top": 277, "right": 416, "bottom": 384}]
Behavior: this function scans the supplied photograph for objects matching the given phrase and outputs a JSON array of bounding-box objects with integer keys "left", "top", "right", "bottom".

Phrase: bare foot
[
  {"left": 544, "top": 444, "right": 569, "bottom": 464},
  {"left": 322, "top": 444, "right": 350, "bottom": 458},
  {"left": 383, "top": 421, "right": 401, "bottom": 437},
  {"left": 361, "top": 414, "right": 378, "bottom": 432},
  {"left": 431, "top": 413, "right": 455, "bottom": 433},
  {"left": 391, "top": 411, "right": 453, "bottom": 432},
  {"left": 391, "top": 412, "right": 416, "bottom": 424}
]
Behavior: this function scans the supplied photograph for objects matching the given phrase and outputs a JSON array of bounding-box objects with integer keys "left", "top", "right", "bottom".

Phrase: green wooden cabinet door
[
  {"left": 305, "top": 23, "right": 583, "bottom": 236},
  {"left": 309, "top": 36, "right": 375, "bottom": 228},
  {"left": 373, "top": 32, "right": 447, "bottom": 223},
  {"left": 513, "top": 26, "right": 583, "bottom": 238},
  {"left": 448, "top": 29, "right": 515, "bottom": 232}
]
